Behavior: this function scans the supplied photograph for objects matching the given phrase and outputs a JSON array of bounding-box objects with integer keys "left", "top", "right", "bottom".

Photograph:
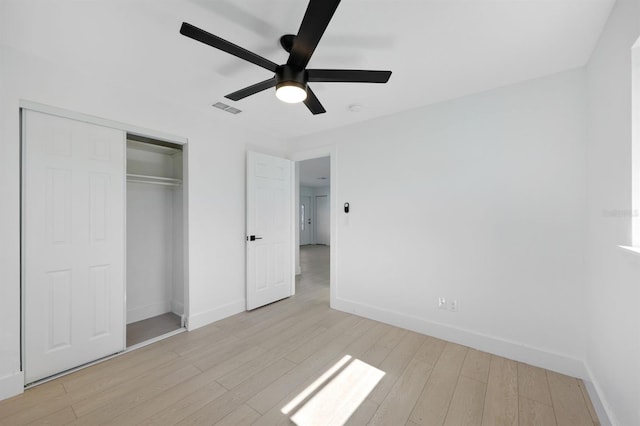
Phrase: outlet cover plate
[{"left": 438, "top": 297, "right": 447, "bottom": 309}]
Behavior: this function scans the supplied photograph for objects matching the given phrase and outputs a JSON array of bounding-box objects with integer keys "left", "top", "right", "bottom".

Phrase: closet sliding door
[{"left": 23, "top": 110, "right": 126, "bottom": 384}]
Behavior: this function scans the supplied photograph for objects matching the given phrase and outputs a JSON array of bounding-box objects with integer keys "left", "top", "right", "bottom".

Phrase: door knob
[{"left": 248, "top": 235, "right": 263, "bottom": 241}]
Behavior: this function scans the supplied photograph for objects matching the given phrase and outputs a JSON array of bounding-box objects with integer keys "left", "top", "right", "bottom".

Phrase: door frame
[
  {"left": 19, "top": 100, "right": 190, "bottom": 383},
  {"left": 289, "top": 147, "right": 336, "bottom": 307}
]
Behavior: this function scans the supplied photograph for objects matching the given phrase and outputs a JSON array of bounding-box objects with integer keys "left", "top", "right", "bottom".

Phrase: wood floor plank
[
  {"left": 100, "top": 367, "right": 227, "bottom": 425},
  {"left": 413, "top": 336, "right": 447, "bottom": 367},
  {"left": 164, "top": 326, "right": 238, "bottom": 358},
  {"left": 367, "top": 331, "right": 427, "bottom": 405},
  {"left": 519, "top": 396, "right": 557, "bottom": 426},
  {"left": 193, "top": 344, "right": 268, "bottom": 381},
  {"left": 518, "top": 362, "right": 552, "bottom": 406},
  {"left": 344, "top": 399, "right": 379, "bottom": 425},
  {"left": 481, "top": 356, "right": 518, "bottom": 426},
  {"left": 0, "top": 382, "right": 67, "bottom": 421},
  {"left": 217, "top": 326, "right": 327, "bottom": 390},
  {"left": 62, "top": 350, "right": 179, "bottom": 402},
  {"left": 176, "top": 358, "right": 297, "bottom": 425},
  {"left": 369, "top": 358, "right": 432, "bottom": 425},
  {"left": 359, "top": 327, "right": 408, "bottom": 367},
  {"left": 0, "top": 388, "right": 73, "bottom": 425},
  {"left": 214, "top": 404, "right": 261, "bottom": 426},
  {"left": 70, "top": 359, "right": 192, "bottom": 418},
  {"left": 136, "top": 382, "right": 227, "bottom": 425},
  {"left": 547, "top": 371, "right": 594, "bottom": 426},
  {"left": 24, "top": 406, "right": 77, "bottom": 426},
  {"left": 70, "top": 364, "right": 201, "bottom": 424},
  {"left": 461, "top": 348, "right": 491, "bottom": 383},
  {"left": 60, "top": 345, "right": 162, "bottom": 388},
  {"left": 284, "top": 315, "right": 362, "bottom": 364},
  {"left": 443, "top": 376, "right": 486, "bottom": 426},
  {"left": 409, "top": 342, "right": 468, "bottom": 426}
]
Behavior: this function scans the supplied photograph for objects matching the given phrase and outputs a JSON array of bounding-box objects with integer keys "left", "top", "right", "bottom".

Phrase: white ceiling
[
  {"left": 300, "top": 157, "right": 330, "bottom": 187},
  {"left": 3, "top": 0, "right": 614, "bottom": 141}
]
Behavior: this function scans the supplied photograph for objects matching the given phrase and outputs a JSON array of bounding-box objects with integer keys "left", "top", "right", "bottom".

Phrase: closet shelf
[{"left": 127, "top": 173, "right": 182, "bottom": 187}]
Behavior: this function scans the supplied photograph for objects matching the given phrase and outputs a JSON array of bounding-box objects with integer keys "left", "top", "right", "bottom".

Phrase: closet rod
[
  {"left": 127, "top": 179, "right": 181, "bottom": 187},
  {"left": 126, "top": 174, "right": 182, "bottom": 186}
]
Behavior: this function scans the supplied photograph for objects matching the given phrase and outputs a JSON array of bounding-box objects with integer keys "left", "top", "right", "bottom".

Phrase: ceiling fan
[{"left": 180, "top": 0, "right": 392, "bottom": 115}]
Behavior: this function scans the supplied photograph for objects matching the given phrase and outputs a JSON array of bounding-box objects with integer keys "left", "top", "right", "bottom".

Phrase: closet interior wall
[{"left": 126, "top": 139, "right": 184, "bottom": 337}]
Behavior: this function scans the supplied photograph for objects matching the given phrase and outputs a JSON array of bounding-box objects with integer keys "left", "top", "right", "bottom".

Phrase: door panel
[
  {"left": 246, "top": 151, "right": 293, "bottom": 310},
  {"left": 300, "top": 196, "right": 312, "bottom": 245},
  {"left": 24, "top": 110, "right": 125, "bottom": 384},
  {"left": 315, "top": 195, "right": 330, "bottom": 246}
]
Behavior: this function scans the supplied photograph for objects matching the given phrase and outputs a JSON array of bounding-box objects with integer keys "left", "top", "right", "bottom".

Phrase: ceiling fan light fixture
[{"left": 276, "top": 82, "right": 307, "bottom": 103}]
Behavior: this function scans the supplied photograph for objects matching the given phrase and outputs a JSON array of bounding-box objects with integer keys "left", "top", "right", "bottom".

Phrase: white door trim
[
  {"left": 19, "top": 100, "right": 187, "bottom": 145},
  {"left": 289, "top": 146, "right": 337, "bottom": 307}
]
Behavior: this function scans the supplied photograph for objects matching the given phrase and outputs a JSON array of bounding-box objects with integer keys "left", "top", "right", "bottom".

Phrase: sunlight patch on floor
[
  {"left": 282, "top": 355, "right": 353, "bottom": 415},
  {"left": 282, "top": 355, "right": 385, "bottom": 426}
]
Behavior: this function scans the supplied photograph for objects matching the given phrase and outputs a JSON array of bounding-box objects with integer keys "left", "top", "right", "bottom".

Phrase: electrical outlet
[
  {"left": 448, "top": 299, "right": 458, "bottom": 312},
  {"left": 438, "top": 297, "right": 447, "bottom": 310}
]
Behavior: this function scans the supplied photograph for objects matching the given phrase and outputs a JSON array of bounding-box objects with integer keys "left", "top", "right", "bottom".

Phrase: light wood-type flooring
[{"left": 0, "top": 245, "right": 599, "bottom": 425}]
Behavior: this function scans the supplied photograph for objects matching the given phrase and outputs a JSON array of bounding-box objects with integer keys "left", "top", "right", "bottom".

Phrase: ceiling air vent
[{"left": 212, "top": 102, "right": 242, "bottom": 114}]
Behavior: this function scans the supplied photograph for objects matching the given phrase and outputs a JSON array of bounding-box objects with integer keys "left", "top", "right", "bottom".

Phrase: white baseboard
[
  {"left": 583, "top": 363, "right": 616, "bottom": 426},
  {"left": 171, "top": 300, "right": 184, "bottom": 316},
  {"left": 187, "top": 299, "right": 245, "bottom": 331},
  {"left": 127, "top": 301, "right": 172, "bottom": 324},
  {"left": 0, "top": 371, "right": 24, "bottom": 401},
  {"left": 333, "top": 297, "right": 586, "bottom": 379}
]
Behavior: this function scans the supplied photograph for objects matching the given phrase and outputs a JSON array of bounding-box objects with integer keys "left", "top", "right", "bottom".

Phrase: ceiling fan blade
[
  {"left": 225, "top": 78, "right": 277, "bottom": 101},
  {"left": 307, "top": 69, "right": 392, "bottom": 83},
  {"left": 180, "top": 22, "right": 278, "bottom": 72},
  {"left": 303, "top": 87, "right": 326, "bottom": 115},
  {"left": 287, "top": 0, "right": 341, "bottom": 70}
]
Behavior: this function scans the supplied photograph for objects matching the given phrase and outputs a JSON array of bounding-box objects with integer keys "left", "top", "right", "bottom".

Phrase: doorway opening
[
  {"left": 125, "top": 135, "right": 187, "bottom": 348},
  {"left": 295, "top": 156, "right": 331, "bottom": 303}
]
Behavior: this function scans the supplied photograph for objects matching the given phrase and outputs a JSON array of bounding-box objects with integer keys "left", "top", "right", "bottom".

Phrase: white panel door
[
  {"left": 300, "top": 195, "right": 312, "bottom": 245},
  {"left": 316, "top": 195, "right": 330, "bottom": 246},
  {"left": 23, "top": 110, "right": 125, "bottom": 384},
  {"left": 246, "top": 151, "right": 293, "bottom": 310}
]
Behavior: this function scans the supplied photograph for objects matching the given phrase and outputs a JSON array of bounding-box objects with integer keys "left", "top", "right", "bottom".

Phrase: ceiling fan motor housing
[{"left": 275, "top": 65, "right": 307, "bottom": 92}]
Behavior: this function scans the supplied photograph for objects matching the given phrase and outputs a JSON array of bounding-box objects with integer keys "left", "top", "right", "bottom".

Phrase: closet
[
  {"left": 22, "top": 105, "right": 188, "bottom": 385},
  {"left": 125, "top": 136, "right": 185, "bottom": 347}
]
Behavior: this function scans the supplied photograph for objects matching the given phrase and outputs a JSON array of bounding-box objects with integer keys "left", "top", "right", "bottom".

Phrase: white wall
[
  {"left": 291, "top": 69, "right": 589, "bottom": 377},
  {"left": 300, "top": 186, "right": 315, "bottom": 197},
  {"left": 0, "top": 22, "right": 286, "bottom": 400},
  {"left": 127, "top": 181, "right": 176, "bottom": 323},
  {"left": 585, "top": 0, "right": 640, "bottom": 424}
]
